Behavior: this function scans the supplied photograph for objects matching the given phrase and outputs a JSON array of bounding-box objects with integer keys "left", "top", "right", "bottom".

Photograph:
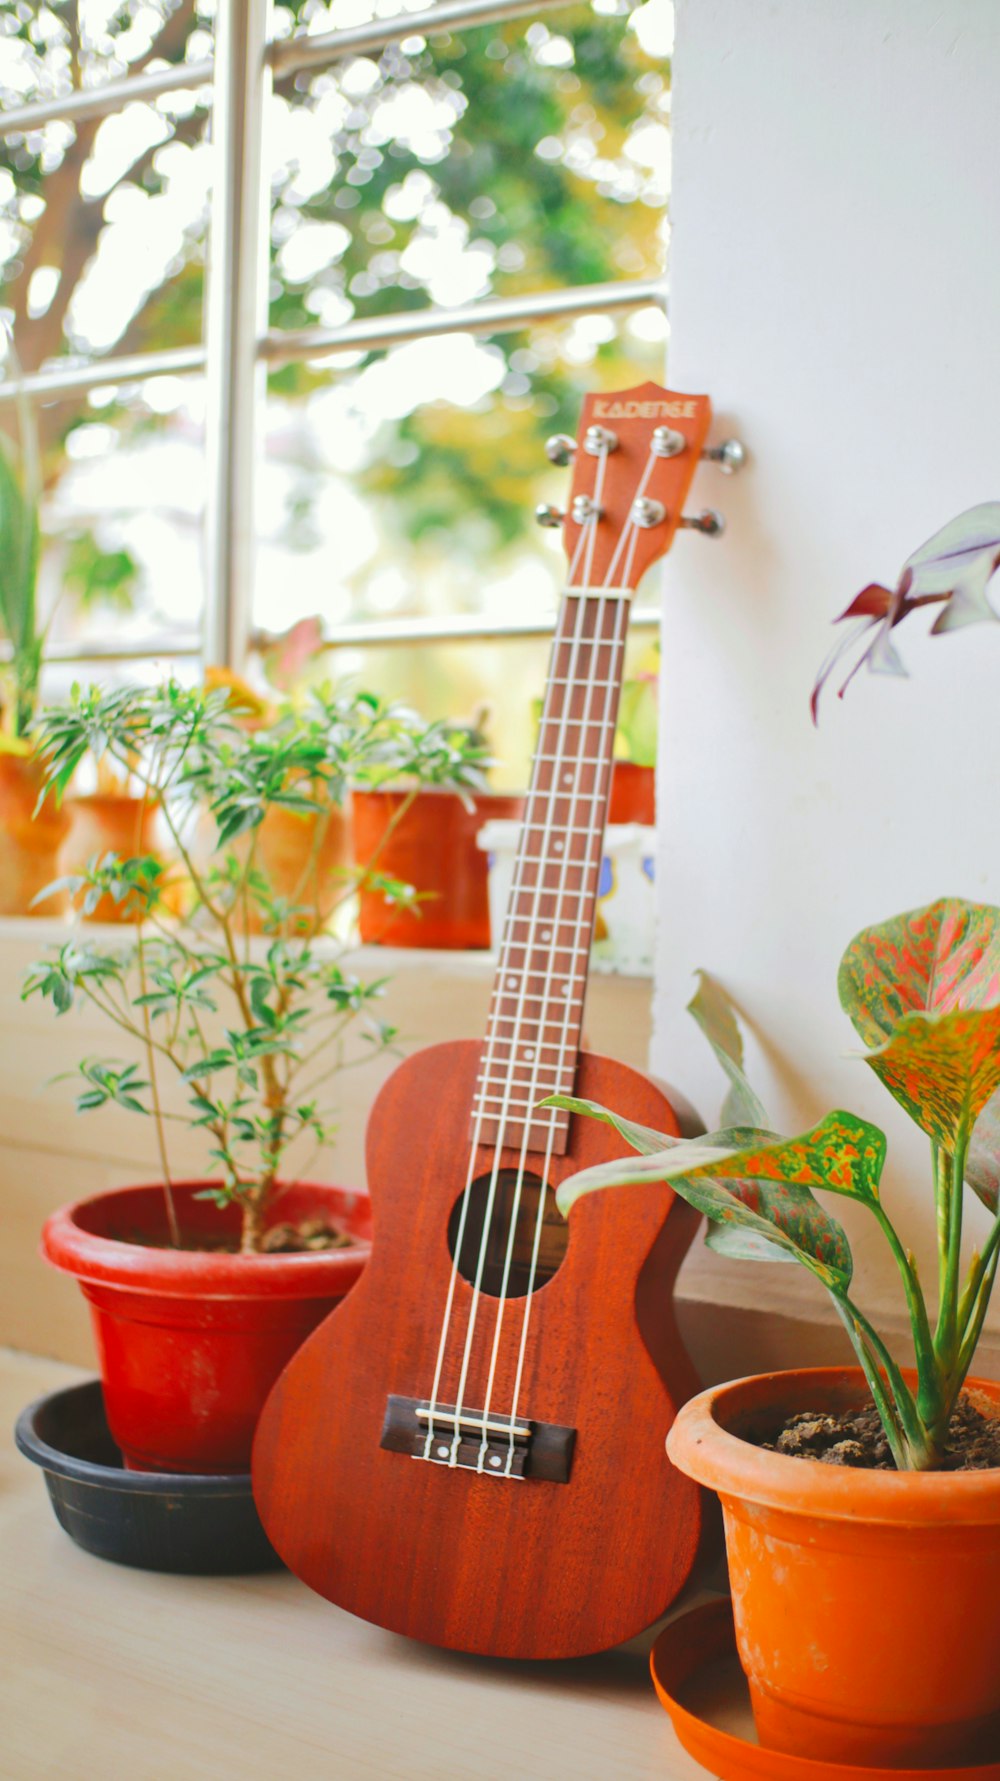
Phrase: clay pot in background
[
  {"left": 60, "top": 793, "right": 160, "bottom": 924},
  {"left": 608, "top": 760, "right": 655, "bottom": 826},
  {"left": 667, "top": 1368, "right": 1000, "bottom": 1768},
  {"left": 0, "top": 752, "right": 71, "bottom": 916},
  {"left": 42, "top": 1181, "right": 372, "bottom": 1474},
  {"left": 352, "top": 787, "right": 525, "bottom": 950},
  {"left": 239, "top": 799, "right": 353, "bottom": 934}
]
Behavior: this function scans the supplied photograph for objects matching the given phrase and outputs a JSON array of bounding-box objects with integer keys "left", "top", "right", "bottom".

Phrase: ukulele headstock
[{"left": 537, "top": 382, "right": 744, "bottom": 591}]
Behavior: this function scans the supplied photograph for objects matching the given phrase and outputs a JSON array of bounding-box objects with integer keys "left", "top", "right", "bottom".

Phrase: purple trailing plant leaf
[
  {"left": 812, "top": 504, "right": 1000, "bottom": 722},
  {"left": 904, "top": 503, "right": 1000, "bottom": 633}
]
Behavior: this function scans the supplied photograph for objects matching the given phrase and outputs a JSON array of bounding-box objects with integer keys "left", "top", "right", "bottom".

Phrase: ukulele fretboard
[{"left": 473, "top": 586, "right": 631, "bottom": 1155}]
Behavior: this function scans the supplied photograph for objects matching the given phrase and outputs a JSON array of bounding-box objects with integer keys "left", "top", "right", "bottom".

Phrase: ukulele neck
[{"left": 473, "top": 582, "right": 632, "bottom": 1156}]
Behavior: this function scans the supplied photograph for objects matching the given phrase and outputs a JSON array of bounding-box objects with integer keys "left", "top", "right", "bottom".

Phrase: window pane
[
  {"left": 0, "top": 4, "right": 213, "bottom": 675},
  {"left": 38, "top": 373, "right": 206, "bottom": 670},
  {"left": 257, "top": 0, "right": 669, "bottom": 772},
  {"left": 0, "top": 3, "right": 213, "bottom": 377},
  {"left": 266, "top": 0, "right": 669, "bottom": 336}
]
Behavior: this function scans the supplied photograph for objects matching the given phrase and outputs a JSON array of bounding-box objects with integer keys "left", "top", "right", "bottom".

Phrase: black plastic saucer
[{"left": 15, "top": 1378, "right": 282, "bottom": 1575}]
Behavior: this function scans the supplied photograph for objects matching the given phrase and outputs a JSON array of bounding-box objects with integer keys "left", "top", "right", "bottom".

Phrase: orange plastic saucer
[{"left": 650, "top": 1600, "right": 1000, "bottom": 1781}]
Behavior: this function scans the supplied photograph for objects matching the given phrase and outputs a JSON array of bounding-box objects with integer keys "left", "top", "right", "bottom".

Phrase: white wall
[{"left": 657, "top": 0, "right": 1000, "bottom": 1336}]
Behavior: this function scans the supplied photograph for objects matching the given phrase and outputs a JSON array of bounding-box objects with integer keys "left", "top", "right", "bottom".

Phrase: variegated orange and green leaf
[
  {"left": 862, "top": 1005, "right": 1000, "bottom": 1154},
  {"left": 549, "top": 1103, "right": 887, "bottom": 1290},
  {"left": 839, "top": 898, "right": 1000, "bottom": 1046}
]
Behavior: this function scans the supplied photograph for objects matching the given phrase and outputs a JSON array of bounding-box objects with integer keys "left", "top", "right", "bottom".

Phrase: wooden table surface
[{"left": 2, "top": 1350, "right": 714, "bottom": 1781}]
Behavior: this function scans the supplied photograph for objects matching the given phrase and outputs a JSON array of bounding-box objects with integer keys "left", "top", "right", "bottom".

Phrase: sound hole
[{"left": 447, "top": 1170, "right": 569, "bottom": 1298}]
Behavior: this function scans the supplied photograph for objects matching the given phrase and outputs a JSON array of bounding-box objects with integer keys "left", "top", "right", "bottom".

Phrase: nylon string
[
  {"left": 474, "top": 481, "right": 635, "bottom": 1467},
  {"left": 419, "top": 514, "right": 593, "bottom": 1461},
  {"left": 444, "top": 446, "right": 611, "bottom": 1463}
]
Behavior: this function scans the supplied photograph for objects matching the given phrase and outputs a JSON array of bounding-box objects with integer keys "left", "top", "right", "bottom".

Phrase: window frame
[{"left": 0, "top": 0, "right": 666, "bottom": 668}]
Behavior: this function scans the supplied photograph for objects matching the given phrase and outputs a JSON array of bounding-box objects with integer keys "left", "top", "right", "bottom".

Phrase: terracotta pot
[
  {"left": 667, "top": 1368, "right": 1000, "bottom": 1768},
  {"left": 352, "top": 787, "right": 525, "bottom": 950},
  {"left": 61, "top": 793, "right": 160, "bottom": 924},
  {"left": 608, "top": 761, "right": 655, "bottom": 826},
  {"left": 42, "top": 1181, "right": 371, "bottom": 1474},
  {"left": 238, "top": 799, "right": 353, "bottom": 934},
  {"left": 0, "top": 752, "right": 71, "bottom": 916}
]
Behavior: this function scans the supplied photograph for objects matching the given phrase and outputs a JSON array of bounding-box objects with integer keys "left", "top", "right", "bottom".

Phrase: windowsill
[{"left": 0, "top": 916, "right": 653, "bottom": 982}]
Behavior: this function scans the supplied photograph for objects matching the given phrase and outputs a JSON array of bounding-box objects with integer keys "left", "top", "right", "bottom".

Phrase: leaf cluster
[
  {"left": 551, "top": 898, "right": 1000, "bottom": 1471},
  {"left": 23, "top": 677, "right": 484, "bottom": 1248}
]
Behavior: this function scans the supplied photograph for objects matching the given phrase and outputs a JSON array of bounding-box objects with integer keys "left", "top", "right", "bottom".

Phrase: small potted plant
[
  {"left": 26, "top": 679, "right": 485, "bottom": 1475},
  {"left": 351, "top": 704, "right": 523, "bottom": 949},
  {"left": 608, "top": 642, "right": 658, "bottom": 825},
  {"left": 549, "top": 896, "right": 1000, "bottom": 1768},
  {"left": 0, "top": 433, "right": 69, "bottom": 914}
]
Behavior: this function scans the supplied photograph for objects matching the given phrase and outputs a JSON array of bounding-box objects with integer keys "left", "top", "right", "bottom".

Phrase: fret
[
  {"left": 543, "top": 677, "right": 622, "bottom": 692},
  {"left": 531, "top": 755, "right": 616, "bottom": 769},
  {"left": 474, "top": 1077, "right": 574, "bottom": 1098},
  {"left": 509, "top": 821, "right": 608, "bottom": 840},
  {"left": 470, "top": 1089, "right": 563, "bottom": 1104},
  {"left": 505, "top": 856, "right": 591, "bottom": 870},
  {"left": 493, "top": 941, "right": 593, "bottom": 965},
  {"left": 479, "top": 1030, "right": 578, "bottom": 1052},
  {"left": 492, "top": 969, "right": 589, "bottom": 987}
]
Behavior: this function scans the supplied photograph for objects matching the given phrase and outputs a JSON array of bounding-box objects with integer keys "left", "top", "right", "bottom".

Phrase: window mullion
[{"left": 202, "top": 0, "right": 271, "bottom": 672}]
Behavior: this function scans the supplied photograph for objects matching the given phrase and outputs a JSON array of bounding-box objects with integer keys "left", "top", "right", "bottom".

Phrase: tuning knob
[
  {"left": 652, "top": 426, "right": 686, "bottom": 458},
  {"left": 535, "top": 503, "right": 565, "bottom": 529},
  {"left": 632, "top": 497, "right": 666, "bottom": 529},
  {"left": 701, "top": 438, "right": 747, "bottom": 473},
  {"left": 583, "top": 424, "right": 618, "bottom": 456},
  {"left": 544, "top": 434, "right": 576, "bottom": 466},
  {"left": 680, "top": 508, "right": 725, "bottom": 537}
]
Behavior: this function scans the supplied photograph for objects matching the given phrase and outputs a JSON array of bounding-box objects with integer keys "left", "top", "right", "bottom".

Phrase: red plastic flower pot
[
  {"left": 667, "top": 1368, "right": 1000, "bottom": 1768},
  {"left": 42, "top": 1181, "right": 371, "bottom": 1475},
  {"left": 608, "top": 761, "right": 655, "bottom": 826},
  {"left": 352, "top": 786, "right": 525, "bottom": 949}
]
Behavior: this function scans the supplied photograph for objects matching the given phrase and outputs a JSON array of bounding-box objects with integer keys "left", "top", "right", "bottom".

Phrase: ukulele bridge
[{"left": 380, "top": 1395, "right": 576, "bottom": 1483}]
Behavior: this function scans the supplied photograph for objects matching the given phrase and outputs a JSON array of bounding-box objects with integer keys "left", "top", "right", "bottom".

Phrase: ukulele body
[{"left": 253, "top": 1039, "right": 705, "bottom": 1659}]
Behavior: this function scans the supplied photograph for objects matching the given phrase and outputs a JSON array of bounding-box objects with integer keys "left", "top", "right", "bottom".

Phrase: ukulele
[{"left": 253, "top": 383, "right": 732, "bottom": 1659}]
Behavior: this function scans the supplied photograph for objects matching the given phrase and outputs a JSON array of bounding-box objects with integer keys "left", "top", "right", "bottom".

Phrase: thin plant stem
[
  {"left": 936, "top": 1142, "right": 967, "bottom": 1363},
  {"left": 832, "top": 1298, "right": 913, "bottom": 1469},
  {"left": 835, "top": 1288, "right": 931, "bottom": 1464},
  {"left": 870, "top": 1199, "right": 940, "bottom": 1426},
  {"left": 134, "top": 897, "right": 179, "bottom": 1248}
]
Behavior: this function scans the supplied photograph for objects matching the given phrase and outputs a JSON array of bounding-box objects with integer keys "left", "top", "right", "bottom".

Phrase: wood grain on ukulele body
[{"left": 253, "top": 385, "right": 726, "bottom": 1659}]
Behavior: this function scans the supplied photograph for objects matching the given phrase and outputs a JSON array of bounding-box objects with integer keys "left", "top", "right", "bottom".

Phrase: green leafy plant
[
  {"left": 23, "top": 679, "right": 488, "bottom": 1252},
  {"left": 548, "top": 897, "right": 1000, "bottom": 1471},
  {"left": 615, "top": 643, "right": 659, "bottom": 768}
]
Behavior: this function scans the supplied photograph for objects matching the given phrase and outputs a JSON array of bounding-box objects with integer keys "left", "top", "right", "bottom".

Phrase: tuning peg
[
  {"left": 680, "top": 509, "right": 725, "bottom": 537},
  {"left": 535, "top": 503, "right": 565, "bottom": 529},
  {"left": 701, "top": 438, "right": 747, "bottom": 473},
  {"left": 544, "top": 434, "right": 576, "bottom": 466},
  {"left": 632, "top": 497, "right": 666, "bottom": 529},
  {"left": 571, "top": 493, "right": 601, "bottom": 524},
  {"left": 652, "top": 426, "right": 686, "bottom": 458},
  {"left": 584, "top": 424, "right": 618, "bottom": 456}
]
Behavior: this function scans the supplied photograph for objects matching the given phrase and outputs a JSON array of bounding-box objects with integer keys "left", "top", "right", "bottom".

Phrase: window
[{"left": 1, "top": 0, "right": 669, "bottom": 782}]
